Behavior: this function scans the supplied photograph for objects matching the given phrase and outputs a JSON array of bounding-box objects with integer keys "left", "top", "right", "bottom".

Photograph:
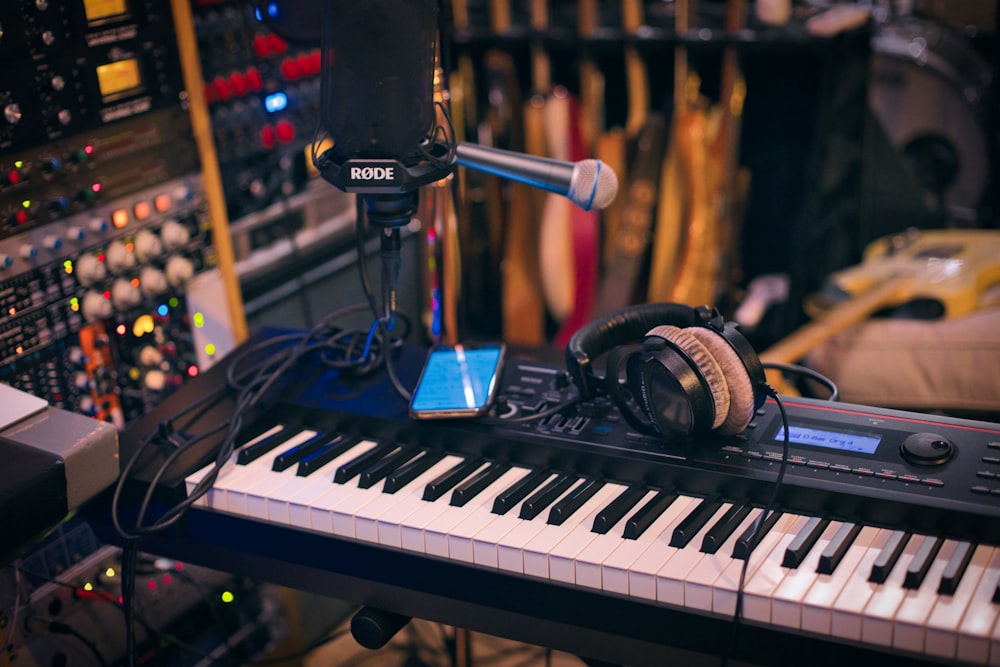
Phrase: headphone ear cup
[
  {"left": 625, "top": 338, "right": 714, "bottom": 437},
  {"left": 686, "top": 326, "right": 758, "bottom": 435},
  {"left": 645, "top": 325, "right": 731, "bottom": 431}
]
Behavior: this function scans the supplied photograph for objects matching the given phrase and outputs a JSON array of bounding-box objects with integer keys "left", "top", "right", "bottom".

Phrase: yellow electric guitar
[{"left": 761, "top": 228, "right": 1000, "bottom": 389}]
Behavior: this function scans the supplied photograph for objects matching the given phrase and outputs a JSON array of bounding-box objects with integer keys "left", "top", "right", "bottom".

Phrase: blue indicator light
[
  {"left": 254, "top": 7, "right": 262, "bottom": 21},
  {"left": 267, "top": 2, "right": 279, "bottom": 18},
  {"left": 157, "top": 304, "right": 169, "bottom": 317},
  {"left": 265, "top": 92, "right": 288, "bottom": 113}
]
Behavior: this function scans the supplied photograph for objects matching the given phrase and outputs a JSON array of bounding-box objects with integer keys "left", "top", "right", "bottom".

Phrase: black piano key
[
  {"left": 491, "top": 468, "right": 550, "bottom": 515},
  {"left": 670, "top": 498, "right": 724, "bottom": 548},
  {"left": 295, "top": 434, "right": 360, "bottom": 477},
  {"left": 817, "top": 523, "right": 863, "bottom": 575},
  {"left": 592, "top": 485, "right": 649, "bottom": 535},
  {"left": 733, "top": 510, "right": 782, "bottom": 560},
  {"left": 357, "top": 447, "right": 420, "bottom": 490},
  {"left": 451, "top": 462, "right": 510, "bottom": 507},
  {"left": 869, "top": 530, "right": 912, "bottom": 584},
  {"left": 548, "top": 478, "right": 605, "bottom": 526},
  {"left": 904, "top": 536, "right": 943, "bottom": 589},
  {"left": 237, "top": 426, "right": 302, "bottom": 465},
  {"left": 383, "top": 450, "right": 446, "bottom": 494},
  {"left": 623, "top": 490, "right": 678, "bottom": 540},
  {"left": 424, "top": 457, "right": 484, "bottom": 501},
  {"left": 782, "top": 516, "right": 830, "bottom": 568},
  {"left": 519, "top": 474, "right": 578, "bottom": 520},
  {"left": 272, "top": 432, "right": 331, "bottom": 471},
  {"left": 938, "top": 541, "right": 975, "bottom": 595},
  {"left": 333, "top": 441, "right": 393, "bottom": 484},
  {"left": 700, "top": 504, "right": 752, "bottom": 554}
]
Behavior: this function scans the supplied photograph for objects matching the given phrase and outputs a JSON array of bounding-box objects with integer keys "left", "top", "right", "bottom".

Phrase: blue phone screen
[{"left": 411, "top": 346, "right": 503, "bottom": 412}]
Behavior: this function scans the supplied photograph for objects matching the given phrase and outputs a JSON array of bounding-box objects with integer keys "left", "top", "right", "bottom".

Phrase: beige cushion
[{"left": 806, "top": 307, "right": 1000, "bottom": 413}]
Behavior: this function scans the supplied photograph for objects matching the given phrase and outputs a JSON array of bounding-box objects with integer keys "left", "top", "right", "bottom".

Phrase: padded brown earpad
[
  {"left": 687, "top": 326, "right": 756, "bottom": 434},
  {"left": 646, "top": 325, "right": 731, "bottom": 430}
]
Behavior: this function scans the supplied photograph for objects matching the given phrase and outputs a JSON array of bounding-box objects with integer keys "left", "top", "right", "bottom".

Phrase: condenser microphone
[
  {"left": 313, "top": 0, "right": 455, "bottom": 227},
  {"left": 455, "top": 142, "right": 619, "bottom": 211}
]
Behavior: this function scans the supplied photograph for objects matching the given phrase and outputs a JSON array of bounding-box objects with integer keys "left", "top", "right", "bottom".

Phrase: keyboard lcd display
[{"left": 775, "top": 425, "right": 881, "bottom": 455}]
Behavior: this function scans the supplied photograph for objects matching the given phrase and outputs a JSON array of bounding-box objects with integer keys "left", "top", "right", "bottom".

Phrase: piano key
[
  {"left": 892, "top": 539, "right": 959, "bottom": 653},
  {"left": 682, "top": 508, "right": 763, "bottom": 612},
  {"left": 495, "top": 477, "right": 587, "bottom": 572},
  {"left": 216, "top": 429, "right": 321, "bottom": 514},
  {"left": 382, "top": 465, "right": 525, "bottom": 549},
  {"left": 423, "top": 457, "right": 484, "bottom": 501},
  {"left": 601, "top": 495, "right": 700, "bottom": 597},
  {"left": 353, "top": 455, "right": 467, "bottom": 543},
  {"left": 771, "top": 520, "right": 846, "bottom": 628},
  {"left": 903, "top": 535, "right": 944, "bottom": 589},
  {"left": 938, "top": 541, "right": 975, "bottom": 596},
  {"left": 284, "top": 440, "right": 379, "bottom": 528},
  {"left": 700, "top": 504, "right": 752, "bottom": 554},
  {"left": 519, "top": 474, "right": 578, "bottom": 520},
  {"left": 408, "top": 466, "right": 545, "bottom": 556},
  {"left": 470, "top": 472, "right": 563, "bottom": 567},
  {"left": 622, "top": 489, "right": 679, "bottom": 540},
  {"left": 491, "top": 468, "right": 551, "bottom": 515},
  {"left": 356, "top": 446, "right": 421, "bottom": 489},
  {"left": 522, "top": 484, "right": 625, "bottom": 578},
  {"left": 925, "top": 545, "right": 993, "bottom": 660},
  {"left": 547, "top": 484, "right": 635, "bottom": 584},
  {"left": 955, "top": 547, "right": 1000, "bottom": 664},
  {"left": 272, "top": 431, "right": 331, "bottom": 471},
  {"left": 296, "top": 434, "right": 361, "bottom": 476},
  {"left": 712, "top": 512, "right": 803, "bottom": 617},
  {"left": 571, "top": 489, "right": 661, "bottom": 589},
  {"left": 669, "top": 498, "right": 724, "bottom": 548},
  {"left": 384, "top": 450, "right": 446, "bottom": 494},
  {"left": 333, "top": 441, "right": 394, "bottom": 483},
  {"left": 547, "top": 478, "right": 605, "bottom": 525},
  {"left": 782, "top": 516, "right": 830, "bottom": 568},
  {"left": 817, "top": 522, "right": 863, "bottom": 575},
  {"left": 860, "top": 533, "right": 928, "bottom": 647},
  {"left": 184, "top": 423, "right": 286, "bottom": 507},
  {"left": 445, "top": 467, "right": 535, "bottom": 562},
  {"left": 740, "top": 513, "right": 813, "bottom": 623},
  {"left": 450, "top": 462, "right": 511, "bottom": 507},
  {"left": 301, "top": 441, "right": 387, "bottom": 532},
  {"left": 237, "top": 425, "right": 303, "bottom": 464},
  {"left": 869, "top": 529, "right": 911, "bottom": 584},
  {"left": 732, "top": 509, "right": 783, "bottom": 560},
  {"left": 591, "top": 485, "right": 648, "bottom": 534},
  {"left": 638, "top": 502, "right": 733, "bottom": 603},
  {"left": 829, "top": 528, "right": 896, "bottom": 641},
  {"left": 800, "top": 526, "right": 882, "bottom": 636}
]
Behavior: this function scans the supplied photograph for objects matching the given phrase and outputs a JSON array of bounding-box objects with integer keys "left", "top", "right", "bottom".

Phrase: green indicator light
[
  {"left": 221, "top": 591, "right": 234, "bottom": 603},
  {"left": 169, "top": 297, "right": 179, "bottom": 308},
  {"left": 193, "top": 312, "right": 205, "bottom": 328}
]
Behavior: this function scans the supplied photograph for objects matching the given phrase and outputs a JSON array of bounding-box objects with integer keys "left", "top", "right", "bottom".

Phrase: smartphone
[{"left": 409, "top": 342, "right": 506, "bottom": 419}]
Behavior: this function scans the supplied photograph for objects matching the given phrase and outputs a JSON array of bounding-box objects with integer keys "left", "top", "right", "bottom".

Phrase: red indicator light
[
  {"left": 116, "top": 324, "right": 126, "bottom": 335},
  {"left": 7, "top": 170, "right": 20, "bottom": 185},
  {"left": 187, "top": 365, "right": 199, "bottom": 378},
  {"left": 14, "top": 210, "right": 28, "bottom": 224},
  {"left": 91, "top": 182, "right": 102, "bottom": 194},
  {"left": 84, "top": 145, "right": 95, "bottom": 156}
]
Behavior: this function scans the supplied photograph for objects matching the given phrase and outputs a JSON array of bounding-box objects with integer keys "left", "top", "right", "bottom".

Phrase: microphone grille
[{"left": 569, "top": 160, "right": 619, "bottom": 211}]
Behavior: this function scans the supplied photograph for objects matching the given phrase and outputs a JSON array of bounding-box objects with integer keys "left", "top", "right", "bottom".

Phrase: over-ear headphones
[{"left": 565, "top": 302, "right": 767, "bottom": 438}]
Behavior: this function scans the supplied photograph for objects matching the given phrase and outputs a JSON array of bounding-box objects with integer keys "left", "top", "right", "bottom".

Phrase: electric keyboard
[{"left": 94, "top": 338, "right": 1000, "bottom": 667}]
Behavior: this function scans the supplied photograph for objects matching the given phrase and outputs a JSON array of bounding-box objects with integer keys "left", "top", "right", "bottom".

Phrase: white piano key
[
  {"left": 652, "top": 503, "right": 738, "bottom": 606},
  {"left": 601, "top": 495, "right": 697, "bottom": 596},
  {"left": 407, "top": 468, "right": 547, "bottom": 556},
  {"left": 957, "top": 548, "right": 1000, "bottom": 664},
  {"left": 740, "top": 513, "right": 813, "bottom": 623},
  {"left": 353, "top": 455, "right": 467, "bottom": 543},
  {"left": 925, "top": 545, "right": 994, "bottom": 660},
  {"left": 572, "top": 489, "right": 659, "bottom": 590},
  {"left": 893, "top": 539, "right": 959, "bottom": 653},
  {"left": 471, "top": 473, "right": 559, "bottom": 568},
  {"left": 547, "top": 484, "right": 633, "bottom": 584},
  {"left": 800, "top": 526, "right": 882, "bottom": 636},
  {"left": 329, "top": 447, "right": 407, "bottom": 538},
  {"left": 445, "top": 466, "right": 533, "bottom": 562},
  {"left": 860, "top": 533, "right": 928, "bottom": 647},
  {"left": 216, "top": 429, "right": 319, "bottom": 514},
  {"left": 682, "top": 508, "right": 764, "bottom": 613},
  {"left": 183, "top": 424, "right": 286, "bottom": 507},
  {"left": 712, "top": 512, "right": 801, "bottom": 617},
  {"left": 284, "top": 440, "right": 378, "bottom": 528},
  {"left": 495, "top": 477, "right": 585, "bottom": 573},
  {"left": 522, "top": 484, "right": 626, "bottom": 579},
  {"left": 305, "top": 441, "right": 389, "bottom": 533},
  {"left": 829, "top": 528, "right": 896, "bottom": 641},
  {"left": 771, "top": 520, "right": 846, "bottom": 629}
]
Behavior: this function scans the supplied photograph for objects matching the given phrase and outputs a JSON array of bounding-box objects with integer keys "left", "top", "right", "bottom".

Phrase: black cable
[
  {"left": 720, "top": 384, "right": 791, "bottom": 667},
  {"left": 761, "top": 361, "right": 839, "bottom": 401}
]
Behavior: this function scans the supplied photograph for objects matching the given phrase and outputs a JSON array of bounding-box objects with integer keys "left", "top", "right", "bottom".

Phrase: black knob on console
[{"left": 900, "top": 432, "right": 955, "bottom": 466}]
